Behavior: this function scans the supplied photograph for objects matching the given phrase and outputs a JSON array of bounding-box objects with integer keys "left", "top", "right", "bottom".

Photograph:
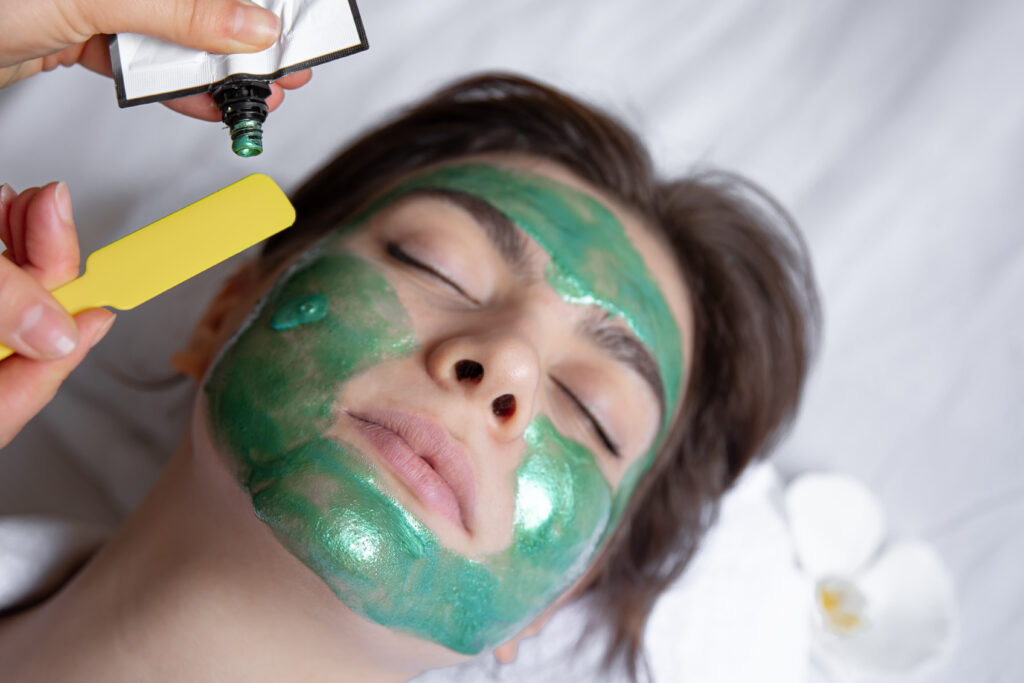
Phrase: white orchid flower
[{"left": 783, "top": 473, "right": 957, "bottom": 681}]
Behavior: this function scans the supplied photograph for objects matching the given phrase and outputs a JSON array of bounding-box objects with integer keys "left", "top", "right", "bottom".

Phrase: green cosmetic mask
[{"left": 204, "top": 164, "right": 682, "bottom": 654}]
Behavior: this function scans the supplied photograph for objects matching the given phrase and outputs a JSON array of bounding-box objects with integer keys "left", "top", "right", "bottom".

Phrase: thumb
[
  {"left": 0, "top": 256, "right": 79, "bottom": 361},
  {"left": 2, "top": 0, "right": 281, "bottom": 66},
  {"left": 84, "top": 0, "right": 283, "bottom": 53}
]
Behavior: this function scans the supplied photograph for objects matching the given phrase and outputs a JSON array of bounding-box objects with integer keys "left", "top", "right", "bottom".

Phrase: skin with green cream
[{"left": 204, "top": 163, "right": 682, "bottom": 654}]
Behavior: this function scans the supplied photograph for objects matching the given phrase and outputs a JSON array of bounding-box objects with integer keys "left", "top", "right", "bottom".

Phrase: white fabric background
[{"left": 1, "top": 1, "right": 1021, "bottom": 681}]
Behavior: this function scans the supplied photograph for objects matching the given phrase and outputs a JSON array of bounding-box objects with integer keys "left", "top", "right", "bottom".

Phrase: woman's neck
[{"left": 0, "top": 420, "right": 450, "bottom": 682}]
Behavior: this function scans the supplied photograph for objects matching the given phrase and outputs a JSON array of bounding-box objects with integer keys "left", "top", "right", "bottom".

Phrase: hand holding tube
[{"left": 0, "top": 0, "right": 311, "bottom": 121}]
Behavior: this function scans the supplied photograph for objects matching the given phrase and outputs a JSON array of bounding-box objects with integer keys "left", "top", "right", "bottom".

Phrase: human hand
[
  {"left": 0, "top": 182, "right": 115, "bottom": 449},
  {"left": 0, "top": 0, "right": 312, "bottom": 121}
]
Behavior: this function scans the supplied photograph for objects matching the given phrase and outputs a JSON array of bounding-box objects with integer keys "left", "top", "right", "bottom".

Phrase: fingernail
[
  {"left": 18, "top": 303, "right": 78, "bottom": 359},
  {"left": 233, "top": 1, "right": 281, "bottom": 48},
  {"left": 91, "top": 313, "right": 116, "bottom": 349},
  {"left": 55, "top": 181, "right": 73, "bottom": 226},
  {"left": 0, "top": 184, "right": 14, "bottom": 248},
  {"left": 0, "top": 184, "right": 14, "bottom": 212}
]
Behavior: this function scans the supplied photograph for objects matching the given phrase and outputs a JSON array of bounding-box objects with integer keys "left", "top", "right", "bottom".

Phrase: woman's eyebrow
[
  {"left": 579, "top": 312, "right": 666, "bottom": 422},
  {"left": 404, "top": 188, "right": 530, "bottom": 269}
]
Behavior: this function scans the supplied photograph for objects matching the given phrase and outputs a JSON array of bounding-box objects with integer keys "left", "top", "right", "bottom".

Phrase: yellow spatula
[{"left": 0, "top": 174, "right": 295, "bottom": 361}]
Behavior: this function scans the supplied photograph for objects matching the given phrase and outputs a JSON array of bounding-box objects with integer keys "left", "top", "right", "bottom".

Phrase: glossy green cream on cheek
[{"left": 205, "top": 235, "right": 612, "bottom": 653}]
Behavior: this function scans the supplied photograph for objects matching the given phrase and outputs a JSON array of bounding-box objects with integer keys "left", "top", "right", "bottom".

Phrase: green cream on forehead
[{"left": 203, "top": 162, "right": 682, "bottom": 654}]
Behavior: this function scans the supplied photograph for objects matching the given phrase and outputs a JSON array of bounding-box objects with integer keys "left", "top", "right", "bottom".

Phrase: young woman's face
[{"left": 201, "top": 158, "right": 691, "bottom": 656}]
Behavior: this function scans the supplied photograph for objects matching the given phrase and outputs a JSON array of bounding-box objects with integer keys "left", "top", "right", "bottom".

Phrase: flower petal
[
  {"left": 784, "top": 472, "right": 885, "bottom": 577},
  {"left": 812, "top": 541, "right": 957, "bottom": 681}
]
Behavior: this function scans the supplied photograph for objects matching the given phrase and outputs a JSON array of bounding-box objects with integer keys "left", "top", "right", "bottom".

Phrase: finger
[
  {"left": 0, "top": 257, "right": 79, "bottom": 360},
  {"left": 0, "top": 309, "right": 114, "bottom": 449},
  {"left": 4, "top": 0, "right": 279, "bottom": 66},
  {"left": 276, "top": 69, "right": 312, "bottom": 90},
  {"left": 73, "top": 0, "right": 282, "bottom": 54},
  {"left": 0, "top": 43, "right": 91, "bottom": 89},
  {"left": 20, "top": 182, "right": 81, "bottom": 289},
  {"left": 38, "top": 43, "right": 90, "bottom": 74},
  {"left": 0, "top": 63, "right": 34, "bottom": 89},
  {"left": 73, "top": 35, "right": 114, "bottom": 78},
  {"left": 264, "top": 83, "right": 285, "bottom": 113},
  {"left": 162, "top": 93, "right": 224, "bottom": 121},
  {"left": 7, "top": 187, "right": 42, "bottom": 267}
]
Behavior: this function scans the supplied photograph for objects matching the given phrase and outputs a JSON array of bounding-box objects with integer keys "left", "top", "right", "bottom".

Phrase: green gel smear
[
  {"left": 205, "top": 162, "right": 680, "bottom": 653},
  {"left": 248, "top": 417, "right": 610, "bottom": 654},
  {"left": 206, "top": 239, "right": 613, "bottom": 653},
  {"left": 271, "top": 293, "right": 330, "bottom": 330}
]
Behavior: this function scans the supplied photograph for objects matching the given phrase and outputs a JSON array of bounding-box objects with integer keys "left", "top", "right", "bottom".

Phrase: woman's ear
[{"left": 172, "top": 262, "right": 264, "bottom": 380}]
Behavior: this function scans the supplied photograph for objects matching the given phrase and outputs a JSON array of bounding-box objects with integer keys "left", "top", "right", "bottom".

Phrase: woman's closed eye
[
  {"left": 551, "top": 377, "right": 620, "bottom": 458},
  {"left": 386, "top": 241, "right": 478, "bottom": 304}
]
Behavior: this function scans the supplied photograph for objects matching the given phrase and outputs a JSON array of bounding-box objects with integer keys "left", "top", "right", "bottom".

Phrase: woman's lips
[{"left": 343, "top": 408, "right": 476, "bottom": 533}]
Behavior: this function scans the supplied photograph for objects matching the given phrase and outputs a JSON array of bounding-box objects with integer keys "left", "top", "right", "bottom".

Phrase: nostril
[
  {"left": 455, "top": 359, "right": 484, "bottom": 383},
  {"left": 492, "top": 394, "right": 516, "bottom": 418}
]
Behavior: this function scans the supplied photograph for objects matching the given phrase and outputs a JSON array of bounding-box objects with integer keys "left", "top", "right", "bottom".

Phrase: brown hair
[{"left": 263, "top": 73, "right": 819, "bottom": 681}]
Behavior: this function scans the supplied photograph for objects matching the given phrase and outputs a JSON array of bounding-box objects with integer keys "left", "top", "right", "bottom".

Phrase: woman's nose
[{"left": 426, "top": 332, "right": 540, "bottom": 440}]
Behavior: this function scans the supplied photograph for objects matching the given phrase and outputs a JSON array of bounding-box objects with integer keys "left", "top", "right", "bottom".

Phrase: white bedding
[{"left": 1, "top": 1, "right": 1021, "bottom": 681}]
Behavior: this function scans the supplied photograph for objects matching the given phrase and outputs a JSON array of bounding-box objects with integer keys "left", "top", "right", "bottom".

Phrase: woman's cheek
[{"left": 203, "top": 247, "right": 419, "bottom": 486}]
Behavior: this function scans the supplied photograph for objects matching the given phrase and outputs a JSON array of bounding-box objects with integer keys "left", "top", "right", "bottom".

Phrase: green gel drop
[{"left": 271, "top": 294, "right": 330, "bottom": 331}]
